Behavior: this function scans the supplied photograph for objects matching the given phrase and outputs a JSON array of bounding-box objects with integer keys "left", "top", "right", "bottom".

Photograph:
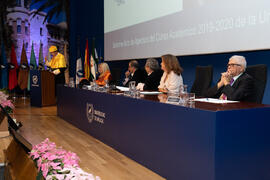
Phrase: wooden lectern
[{"left": 30, "top": 70, "right": 56, "bottom": 107}]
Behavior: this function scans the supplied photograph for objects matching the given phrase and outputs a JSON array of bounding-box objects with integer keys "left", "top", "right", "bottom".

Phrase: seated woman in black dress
[{"left": 136, "top": 58, "right": 163, "bottom": 91}]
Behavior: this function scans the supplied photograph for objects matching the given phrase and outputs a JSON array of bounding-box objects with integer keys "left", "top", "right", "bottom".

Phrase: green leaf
[{"left": 36, "top": 170, "right": 43, "bottom": 180}]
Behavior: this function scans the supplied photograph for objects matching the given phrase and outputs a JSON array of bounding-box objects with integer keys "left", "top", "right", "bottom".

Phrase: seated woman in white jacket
[{"left": 158, "top": 54, "right": 183, "bottom": 93}]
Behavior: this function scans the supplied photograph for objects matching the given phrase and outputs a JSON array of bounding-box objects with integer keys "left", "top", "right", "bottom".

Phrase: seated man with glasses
[{"left": 206, "top": 55, "right": 256, "bottom": 102}]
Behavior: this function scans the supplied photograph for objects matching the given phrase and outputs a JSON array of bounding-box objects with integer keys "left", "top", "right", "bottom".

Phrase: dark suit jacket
[
  {"left": 124, "top": 69, "right": 147, "bottom": 87},
  {"left": 205, "top": 72, "right": 256, "bottom": 102},
  {"left": 143, "top": 69, "right": 163, "bottom": 91}
]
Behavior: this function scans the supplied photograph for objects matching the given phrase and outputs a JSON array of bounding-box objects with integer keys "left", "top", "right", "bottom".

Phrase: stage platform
[{"left": 0, "top": 98, "right": 164, "bottom": 180}]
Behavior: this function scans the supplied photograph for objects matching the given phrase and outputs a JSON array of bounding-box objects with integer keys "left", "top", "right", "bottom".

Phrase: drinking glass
[
  {"left": 69, "top": 77, "right": 75, "bottom": 88},
  {"left": 179, "top": 84, "right": 188, "bottom": 93},
  {"left": 104, "top": 80, "right": 109, "bottom": 89},
  {"left": 91, "top": 81, "right": 98, "bottom": 91},
  {"left": 179, "top": 92, "right": 188, "bottom": 105},
  {"left": 134, "top": 90, "right": 140, "bottom": 99},
  {"left": 82, "top": 85, "right": 88, "bottom": 90},
  {"left": 188, "top": 93, "right": 195, "bottom": 102},
  {"left": 167, "top": 90, "right": 180, "bottom": 104},
  {"left": 123, "top": 91, "right": 131, "bottom": 96},
  {"left": 129, "top": 81, "right": 136, "bottom": 91},
  {"left": 184, "top": 93, "right": 195, "bottom": 108},
  {"left": 129, "top": 81, "right": 136, "bottom": 96},
  {"left": 187, "top": 101, "right": 195, "bottom": 108}
]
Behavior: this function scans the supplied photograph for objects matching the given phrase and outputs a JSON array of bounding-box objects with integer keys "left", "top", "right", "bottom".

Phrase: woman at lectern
[
  {"left": 158, "top": 54, "right": 183, "bottom": 93},
  {"left": 96, "top": 62, "right": 112, "bottom": 86},
  {"left": 45, "top": 45, "right": 67, "bottom": 85}
]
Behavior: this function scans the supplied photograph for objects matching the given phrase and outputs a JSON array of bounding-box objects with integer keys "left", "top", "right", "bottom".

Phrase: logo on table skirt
[
  {"left": 32, "top": 75, "right": 39, "bottom": 87},
  {"left": 86, "top": 103, "right": 94, "bottom": 123},
  {"left": 86, "top": 103, "right": 105, "bottom": 124}
]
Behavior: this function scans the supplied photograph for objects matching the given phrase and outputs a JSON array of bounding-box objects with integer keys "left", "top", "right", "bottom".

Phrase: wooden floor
[{"left": 0, "top": 98, "right": 165, "bottom": 180}]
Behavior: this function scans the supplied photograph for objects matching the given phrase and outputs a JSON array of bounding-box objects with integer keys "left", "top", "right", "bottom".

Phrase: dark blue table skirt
[{"left": 57, "top": 86, "right": 270, "bottom": 180}]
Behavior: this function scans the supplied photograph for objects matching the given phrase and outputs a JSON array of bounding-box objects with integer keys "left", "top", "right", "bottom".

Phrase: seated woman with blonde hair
[
  {"left": 96, "top": 62, "right": 112, "bottom": 86},
  {"left": 158, "top": 54, "right": 184, "bottom": 93}
]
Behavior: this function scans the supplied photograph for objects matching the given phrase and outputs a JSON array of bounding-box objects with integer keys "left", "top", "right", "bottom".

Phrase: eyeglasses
[{"left": 227, "top": 63, "right": 241, "bottom": 67}]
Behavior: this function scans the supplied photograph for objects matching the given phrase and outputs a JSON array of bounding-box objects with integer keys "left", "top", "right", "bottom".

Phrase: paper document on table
[
  {"left": 140, "top": 91, "right": 162, "bottom": 95},
  {"left": 116, "top": 86, "right": 129, "bottom": 91},
  {"left": 194, "top": 98, "right": 239, "bottom": 104}
]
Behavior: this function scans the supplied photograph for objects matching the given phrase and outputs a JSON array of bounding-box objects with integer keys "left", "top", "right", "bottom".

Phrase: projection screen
[{"left": 105, "top": 0, "right": 270, "bottom": 61}]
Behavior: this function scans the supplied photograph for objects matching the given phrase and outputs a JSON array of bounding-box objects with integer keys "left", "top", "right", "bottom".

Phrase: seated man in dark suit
[
  {"left": 137, "top": 58, "right": 163, "bottom": 91},
  {"left": 205, "top": 55, "right": 256, "bottom": 102},
  {"left": 123, "top": 60, "right": 146, "bottom": 86}
]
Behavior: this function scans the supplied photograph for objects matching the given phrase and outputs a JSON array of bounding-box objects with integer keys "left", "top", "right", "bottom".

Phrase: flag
[
  {"left": 8, "top": 44, "right": 19, "bottom": 90},
  {"left": 64, "top": 43, "right": 69, "bottom": 84},
  {"left": 38, "top": 41, "right": 44, "bottom": 70},
  {"left": 28, "top": 42, "right": 37, "bottom": 90},
  {"left": 90, "top": 38, "right": 98, "bottom": 81},
  {"left": 18, "top": 43, "right": 29, "bottom": 90},
  {"left": 84, "top": 39, "right": 90, "bottom": 80},
  {"left": 90, "top": 55, "right": 96, "bottom": 81},
  {"left": 98, "top": 48, "right": 104, "bottom": 63},
  {"left": 76, "top": 58, "right": 83, "bottom": 86},
  {"left": 75, "top": 38, "right": 83, "bottom": 85},
  {"left": 30, "top": 42, "right": 37, "bottom": 69},
  {"left": 45, "top": 47, "right": 51, "bottom": 70},
  {"left": 0, "top": 41, "right": 8, "bottom": 89}
]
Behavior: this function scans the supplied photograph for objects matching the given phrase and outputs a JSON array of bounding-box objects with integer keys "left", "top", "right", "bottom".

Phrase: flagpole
[
  {"left": 99, "top": 48, "right": 101, "bottom": 62},
  {"left": 12, "top": 90, "right": 16, "bottom": 100},
  {"left": 11, "top": 88, "right": 17, "bottom": 102},
  {"left": 22, "top": 89, "right": 27, "bottom": 99}
]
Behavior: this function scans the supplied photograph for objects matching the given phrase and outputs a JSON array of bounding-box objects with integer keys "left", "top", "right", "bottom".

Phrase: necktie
[
  {"left": 220, "top": 93, "right": 227, "bottom": 100},
  {"left": 220, "top": 79, "right": 234, "bottom": 100},
  {"left": 230, "top": 78, "right": 234, "bottom": 86}
]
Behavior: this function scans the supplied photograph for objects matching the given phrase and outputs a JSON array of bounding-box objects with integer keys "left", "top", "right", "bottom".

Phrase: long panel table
[{"left": 57, "top": 86, "right": 270, "bottom": 180}]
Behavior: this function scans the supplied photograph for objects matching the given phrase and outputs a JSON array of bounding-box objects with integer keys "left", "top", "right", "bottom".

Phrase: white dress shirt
[
  {"left": 158, "top": 71, "right": 183, "bottom": 92},
  {"left": 231, "top": 72, "right": 243, "bottom": 86},
  {"left": 123, "top": 72, "right": 134, "bottom": 86}
]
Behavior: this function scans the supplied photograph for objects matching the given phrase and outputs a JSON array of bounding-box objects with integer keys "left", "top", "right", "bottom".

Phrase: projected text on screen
[{"left": 105, "top": 0, "right": 270, "bottom": 61}]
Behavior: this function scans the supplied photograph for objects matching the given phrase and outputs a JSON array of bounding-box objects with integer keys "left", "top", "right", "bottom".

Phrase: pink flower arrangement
[
  {"left": 0, "top": 90, "right": 14, "bottom": 113},
  {"left": 29, "top": 138, "right": 101, "bottom": 180}
]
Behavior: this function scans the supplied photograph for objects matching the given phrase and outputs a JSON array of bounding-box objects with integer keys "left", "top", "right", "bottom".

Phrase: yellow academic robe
[{"left": 47, "top": 53, "right": 66, "bottom": 69}]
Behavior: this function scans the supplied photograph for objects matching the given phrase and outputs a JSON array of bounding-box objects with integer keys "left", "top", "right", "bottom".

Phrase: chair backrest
[
  {"left": 191, "top": 65, "right": 213, "bottom": 97},
  {"left": 110, "top": 68, "right": 122, "bottom": 85},
  {"left": 245, "top": 64, "right": 267, "bottom": 103}
]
